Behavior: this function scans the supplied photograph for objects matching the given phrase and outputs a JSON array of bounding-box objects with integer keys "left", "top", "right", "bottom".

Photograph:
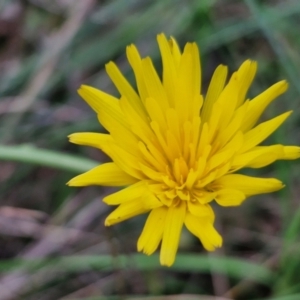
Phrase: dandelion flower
[{"left": 68, "top": 34, "right": 300, "bottom": 266}]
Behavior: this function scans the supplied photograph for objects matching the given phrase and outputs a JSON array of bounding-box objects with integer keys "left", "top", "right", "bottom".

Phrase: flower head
[{"left": 68, "top": 34, "right": 300, "bottom": 266}]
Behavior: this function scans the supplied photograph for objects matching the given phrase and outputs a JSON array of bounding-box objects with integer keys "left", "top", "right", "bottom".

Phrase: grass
[{"left": 0, "top": 0, "right": 300, "bottom": 299}]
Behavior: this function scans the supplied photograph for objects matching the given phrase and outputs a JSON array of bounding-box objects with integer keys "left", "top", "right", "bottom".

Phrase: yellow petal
[
  {"left": 166, "top": 130, "right": 181, "bottom": 162},
  {"left": 119, "top": 96, "right": 154, "bottom": 144},
  {"left": 281, "top": 146, "right": 300, "bottom": 160},
  {"left": 103, "top": 181, "right": 148, "bottom": 205},
  {"left": 107, "top": 143, "right": 144, "bottom": 179},
  {"left": 79, "top": 87, "right": 141, "bottom": 157},
  {"left": 191, "top": 42, "right": 201, "bottom": 95},
  {"left": 240, "top": 111, "right": 292, "bottom": 153},
  {"left": 247, "top": 150, "right": 282, "bottom": 168},
  {"left": 68, "top": 132, "right": 111, "bottom": 152},
  {"left": 175, "top": 42, "right": 201, "bottom": 122},
  {"left": 142, "top": 192, "right": 163, "bottom": 210},
  {"left": 150, "top": 121, "right": 174, "bottom": 164},
  {"left": 169, "top": 37, "right": 181, "bottom": 68},
  {"left": 207, "top": 131, "right": 243, "bottom": 172},
  {"left": 197, "top": 124, "right": 210, "bottom": 159},
  {"left": 240, "top": 80, "right": 288, "bottom": 132},
  {"left": 126, "top": 44, "right": 148, "bottom": 101},
  {"left": 138, "top": 207, "right": 167, "bottom": 255},
  {"left": 185, "top": 169, "right": 198, "bottom": 190},
  {"left": 138, "top": 141, "right": 166, "bottom": 172},
  {"left": 67, "top": 163, "right": 137, "bottom": 187},
  {"left": 215, "top": 72, "right": 239, "bottom": 128},
  {"left": 141, "top": 57, "right": 169, "bottom": 110},
  {"left": 197, "top": 169, "right": 219, "bottom": 187},
  {"left": 187, "top": 201, "right": 214, "bottom": 220},
  {"left": 201, "top": 64, "right": 228, "bottom": 124},
  {"left": 193, "top": 189, "right": 217, "bottom": 204},
  {"left": 78, "top": 85, "right": 126, "bottom": 127},
  {"left": 210, "top": 174, "right": 284, "bottom": 196},
  {"left": 206, "top": 102, "right": 222, "bottom": 143},
  {"left": 191, "top": 95, "right": 203, "bottom": 121},
  {"left": 96, "top": 99, "right": 140, "bottom": 156},
  {"left": 105, "top": 199, "right": 149, "bottom": 226},
  {"left": 139, "top": 162, "right": 163, "bottom": 182},
  {"left": 185, "top": 212, "right": 222, "bottom": 251},
  {"left": 215, "top": 189, "right": 246, "bottom": 206},
  {"left": 232, "top": 145, "right": 284, "bottom": 169},
  {"left": 185, "top": 146, "right": 197, "bottom": 167},
  {"left": 157, "top": 33, "right": 177, "bottom": 106},
  {"left": 217, "top": 100, "right": 249, "bottom": 148},
  {"left": 195, "top": 145, "right": 212, "bottom": 180},
  {"left": 77, "top": 85, "right": 119, "bottom": 114},
  {"left": 160, "top": 201, "right": 186, "bottom": 266},
  {"left": 166, "top": 108, "right": 181, "bottom": 146},
  {"left": 215, "top": 162, "right": 231, "bottom": 179},
  {"left": 236, "top": 60, "right": 257, "bottom": 107},
  {"left": 105, "top": 61, "right": 147, "bottom": 118},
  {"left": 145, "top": 97, "right": 167, "bottom": 130}
]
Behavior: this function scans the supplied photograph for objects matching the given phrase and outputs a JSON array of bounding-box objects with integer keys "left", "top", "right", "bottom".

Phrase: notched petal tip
[
  {"left": 203, "top": 240, "right": 223, "bottom": 252},
  {"left": 104, "top": 61, "right": 114, "bottom": 69},
  {"left": 104, "top": 218, "right": 113, "bottom": 227},
  {"left": 240, "top": 59, "right": 257, "bottom": 69},
  {"left": 77, "top": 84, "right": 90, "bottom": 94},
  {"left": 105, "top": 211, "right": 125, "bottom": 227},
  {"left": 202, "top": 226, "right": 223, "bottom": 251},
  {"left": 159, "top": 249, "right": 176, "bottom": 267},
  {"left": 160, "top": 259, "right": 173, "bottom": 267},
  {"left": 68, "top": 133, "right": 79, "bottom": 143},
  {"left": 68, "top": 132, "right": 93, "bottom": 145},
  {"left": 157, "top": 32, "right": 167, "bottom": 39},
  {"left": 137, "top": 243, "right": 154, "bottom": 256}
]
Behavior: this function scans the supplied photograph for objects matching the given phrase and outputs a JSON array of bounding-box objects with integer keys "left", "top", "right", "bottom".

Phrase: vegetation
[{"left": 0, "top": 0, "right": 300, "bottom": 299}]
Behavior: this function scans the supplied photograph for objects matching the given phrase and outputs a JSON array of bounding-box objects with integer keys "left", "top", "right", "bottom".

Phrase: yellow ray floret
[{"left": 68, "top": 33, "right": 300, "bottom": 267}]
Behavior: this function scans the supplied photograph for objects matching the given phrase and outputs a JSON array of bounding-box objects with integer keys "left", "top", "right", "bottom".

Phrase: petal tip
[
  {"left": 104, "top": 218, "right": 113, "bottom": 226},
  {"left": 160, "top": 256, "right": 174, "bottom": 267},
  {"left": 77, "top": 84, "right": 89, "bottom": 94},
  {"left": 66, "top": 178, "right": 79, "bottom": 186},
  {"left": 66, "top": 178, "right": 74, "bottom": 186},
  {"left": 68, "top": 133, "right": 77, "bottom": 143}
]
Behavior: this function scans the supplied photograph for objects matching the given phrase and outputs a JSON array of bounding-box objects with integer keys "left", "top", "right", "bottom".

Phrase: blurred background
[{"left": 0, "top": 0, "right": 300, "bottom": 299}]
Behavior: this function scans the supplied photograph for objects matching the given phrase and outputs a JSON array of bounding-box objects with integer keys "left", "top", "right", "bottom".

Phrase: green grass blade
[
  {"left": 0, "top": 144, "right": 98, "bottom": 173},
  {"left": 0, "top": 254, "right": 274, "bottom": 284}
]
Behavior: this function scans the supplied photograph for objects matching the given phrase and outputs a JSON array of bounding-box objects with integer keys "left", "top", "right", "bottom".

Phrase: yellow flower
[{"left": 68, "top": 34, "right": 300, "bottom": 266}]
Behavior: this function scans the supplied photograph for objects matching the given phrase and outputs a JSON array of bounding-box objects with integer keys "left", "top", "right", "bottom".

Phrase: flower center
[{"left": 156, "top": 156, "right": 202, "bottom": 206}]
